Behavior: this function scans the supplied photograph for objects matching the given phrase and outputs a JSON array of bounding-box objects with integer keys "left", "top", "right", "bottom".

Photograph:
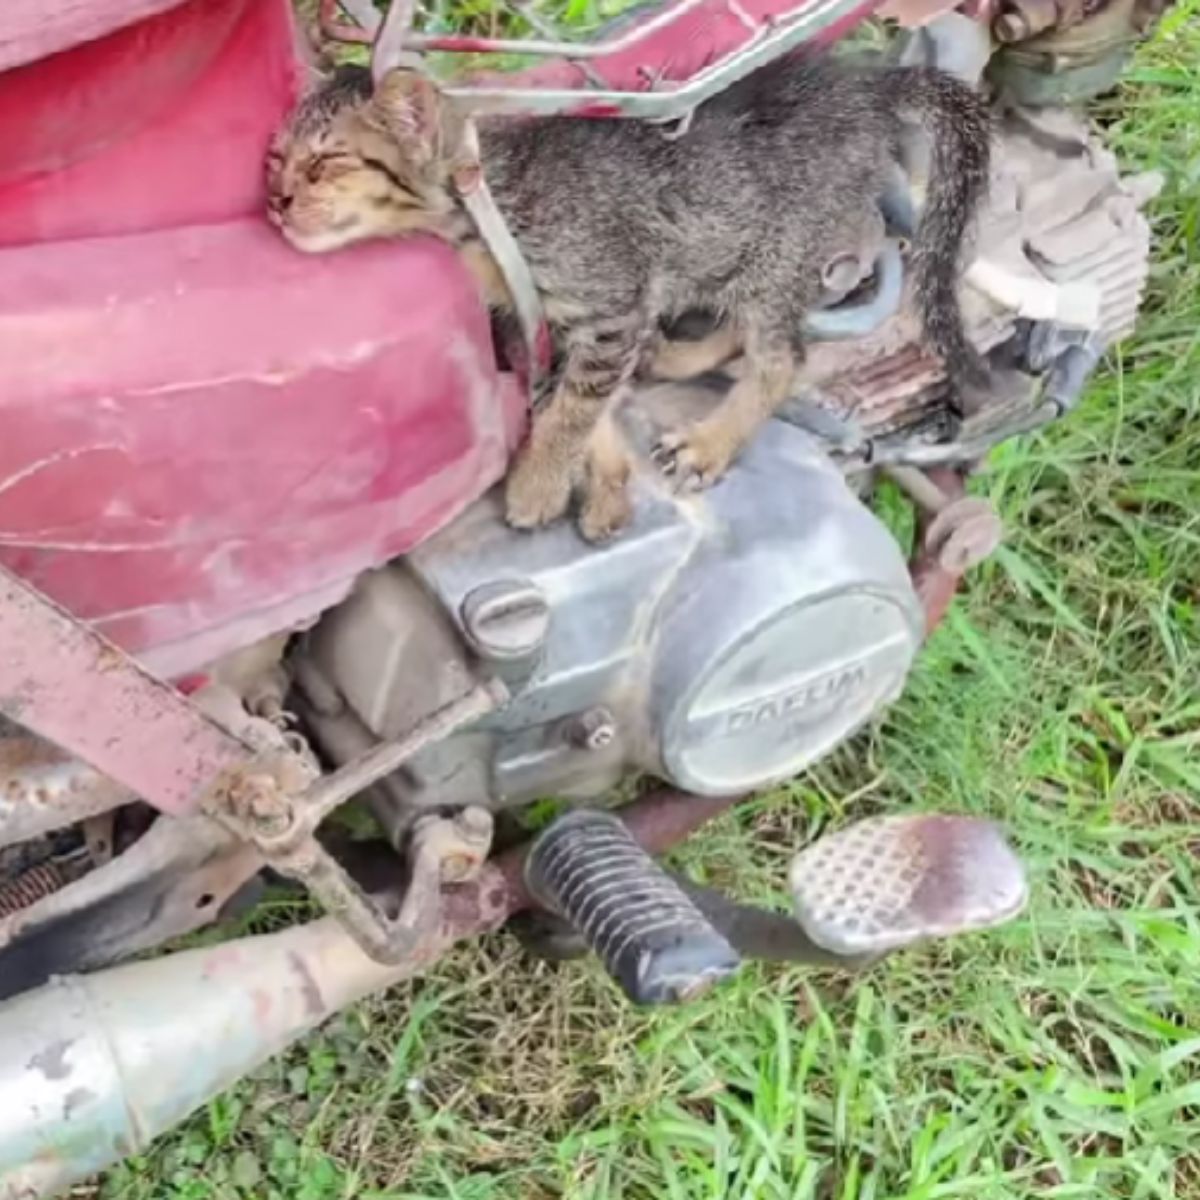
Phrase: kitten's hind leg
[
  {"left": 650, "top": 324, "right": 742, "bottom": 381},
  {"left": 505, "top": 319, "right": 641, "bottom": 532},
  {"left": 652, "top": 319, "right": 795, "bottom": 491}
]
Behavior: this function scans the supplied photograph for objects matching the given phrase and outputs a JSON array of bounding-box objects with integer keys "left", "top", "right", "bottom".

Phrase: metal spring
[{"left": 0, "top": 861, "right": 65, "bottom": 918}]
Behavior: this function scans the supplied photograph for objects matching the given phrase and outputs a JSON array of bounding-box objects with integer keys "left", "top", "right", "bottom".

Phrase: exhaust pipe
[
  {"left": 0, "top": 912, "right": 445, "bottom": 1199},
  {"left": 0, "top": 789, "right": 736, "bottom": 1199}
]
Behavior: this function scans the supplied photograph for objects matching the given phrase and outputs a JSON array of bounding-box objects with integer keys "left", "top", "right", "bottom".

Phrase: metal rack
[{"left": 319, "top": 0, "right": 879, "bottom": 120}]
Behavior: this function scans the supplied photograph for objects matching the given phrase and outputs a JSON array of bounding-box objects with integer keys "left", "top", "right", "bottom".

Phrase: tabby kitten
[{"left": 267, "top": 56, "right": 990, "bottom": 540}]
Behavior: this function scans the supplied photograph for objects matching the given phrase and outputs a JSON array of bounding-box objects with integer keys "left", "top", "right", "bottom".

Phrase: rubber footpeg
[{"left": 525, "top": 809, "right": 741, "bottom": 1005}]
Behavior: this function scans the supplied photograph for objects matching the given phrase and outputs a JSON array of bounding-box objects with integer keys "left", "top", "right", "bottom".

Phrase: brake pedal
[
  {"left": 525, "top": 809, "right": 741, "bottom": 1005},
  {"left": 788, "top": 814, "right": 1027, "bottom": 957}
]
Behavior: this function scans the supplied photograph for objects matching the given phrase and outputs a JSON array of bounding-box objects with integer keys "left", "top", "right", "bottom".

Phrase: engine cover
[{"left": 303, "top": 410, "right": 923, "bottom": 807}]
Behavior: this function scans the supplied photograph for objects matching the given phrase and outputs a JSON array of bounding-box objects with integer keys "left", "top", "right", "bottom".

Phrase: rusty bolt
[
  {"left": 569, "top": 707, "right": 617, "bottom": 751},
  {"left": 442, "top": 807, "right": 494, "bottom": 882},
  {"left": 440, "top": 851, "right": 483, "bottom": 884},
  {"left": 233, "top": 774, "right": 294, "bottom": 837},
  {"left": 925, "top": 498, "right": 1003, "bottom": 572},
  {"left": 882, "top": 465, "right": 1002, "bottom": 572}
]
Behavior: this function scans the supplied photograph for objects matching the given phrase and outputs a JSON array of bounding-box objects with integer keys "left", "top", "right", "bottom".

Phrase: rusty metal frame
[
  {"left": 0, "top": 569, "right": 512, "bottom": 964},
  {"left": 205, "top": 681, "right": 507, "bottom": 962},
  {"left": 322, "top": 0, "right": 883, "bottom": 122},
  {"left": 0, "top": 567, "right": 256, "bottom": 816}
]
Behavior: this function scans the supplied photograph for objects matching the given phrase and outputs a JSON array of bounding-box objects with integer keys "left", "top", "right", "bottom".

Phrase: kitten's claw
[
  {"left": 505, "top": 451, "right": 573, "bottom": 530},
  {"left": 578, "top": 479, "right": 633, "bottom": 544},
  {"left": 651, "top": 429, "right": 732, "bottom": 492},
  {"left": 650, "top": 436, "right": 680, "bottom": 475}
]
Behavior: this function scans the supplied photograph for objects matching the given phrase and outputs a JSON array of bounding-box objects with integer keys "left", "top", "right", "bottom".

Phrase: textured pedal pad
[
  {"left": 525, "top": 809, "right": 741, "bottom": 1005},
  {"left": 788, "top": 814, "right": 1027, "bottom": 957}
]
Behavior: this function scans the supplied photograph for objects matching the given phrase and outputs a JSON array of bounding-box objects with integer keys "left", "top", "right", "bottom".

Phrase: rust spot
[
  {"left": 288, "top": 950, "right": 325, "bottom": 1019},
  {"left": 0, "top": 736, "right": 63, "bottom": 774},
  {"left": 252, "top": 988, "right": 273, "bottom": 1026},
  {"left": 28, "top": 1038, "right": 75, "bottom": 1081},
  {"left": 95, "top": 644, "right": 125, "bottom": 674}
]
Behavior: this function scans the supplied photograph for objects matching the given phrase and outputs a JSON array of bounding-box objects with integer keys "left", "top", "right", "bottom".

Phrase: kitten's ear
[{"left": 367, "top": 68, "right": 443, "bottom": 162}]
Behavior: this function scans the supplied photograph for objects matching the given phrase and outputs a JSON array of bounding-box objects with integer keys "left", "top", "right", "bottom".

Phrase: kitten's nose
[{"left": 270, "top": 193, "right": 293, "bottom": 214}]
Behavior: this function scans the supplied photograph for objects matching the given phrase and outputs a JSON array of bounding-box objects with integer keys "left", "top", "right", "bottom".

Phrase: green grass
[{"left": 99, "top": 11, "right": 1199, "bottom": 1200}]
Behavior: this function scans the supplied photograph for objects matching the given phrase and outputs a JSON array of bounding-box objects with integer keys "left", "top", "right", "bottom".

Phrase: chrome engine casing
[
  {"left": 297, "top": 100, "right": 1159, "bottom": 822},
  {"left": 301, "top": 419, "right": 924, "bottom": 812}
]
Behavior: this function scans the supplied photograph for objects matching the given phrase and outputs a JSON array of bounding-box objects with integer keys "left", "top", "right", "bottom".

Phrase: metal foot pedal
[
  {"left": 788, "top": 814, "right": 1027, "bottom": 957},
  {"left": 525, "top": 809, "right": 741, "bottom": 1005}
]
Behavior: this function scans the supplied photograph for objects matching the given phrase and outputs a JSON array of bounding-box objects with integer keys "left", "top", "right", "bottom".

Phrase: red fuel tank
[{"left": 0, "top": 0, "right": 523, "bottom": 678}]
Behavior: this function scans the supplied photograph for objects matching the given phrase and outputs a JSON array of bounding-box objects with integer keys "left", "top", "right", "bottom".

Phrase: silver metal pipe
[
  {"left": 0, "top": 913, "right": 446, "bottom": 1198},
  {"left": 439, "top": 0, "right": 860, "bottom": 119}
]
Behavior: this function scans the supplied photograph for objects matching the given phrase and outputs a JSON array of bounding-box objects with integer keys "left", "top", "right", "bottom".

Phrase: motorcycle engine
[
  {"left": 301, "top": 416, "right": 923, "bottom": 813},
  {"left": 296, "top": 96, "right": 1158, "bottom": 823}
]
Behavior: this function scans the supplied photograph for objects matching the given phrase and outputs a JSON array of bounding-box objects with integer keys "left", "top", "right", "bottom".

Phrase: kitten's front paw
[
  {"left": 505, "top": 450, "right": 573, "bottom": 530},
  {"left": 651, "top": 427, "right": 734, "bottom": 492},
  {"left": 578, "top": 476, "right": 633, "bottom": 544}
]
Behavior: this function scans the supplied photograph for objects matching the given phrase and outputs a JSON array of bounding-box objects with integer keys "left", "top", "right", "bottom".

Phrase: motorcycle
[{"left": 0, "top": 0, "right": 1170, "bottom": 1192}]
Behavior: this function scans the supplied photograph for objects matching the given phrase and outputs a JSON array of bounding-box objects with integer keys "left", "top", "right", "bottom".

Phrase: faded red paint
[
  {"left": 0, "top": 0, "right": 303, "bottom": 246},
  {"left": 418, "top": 34, "right": 502, "bottom": 52},
  {"left": 0, "top": 0, "right": 872, "bottom": 698},
  {"left": 0, "top": 0, "right": 525, "bottom": 680}
]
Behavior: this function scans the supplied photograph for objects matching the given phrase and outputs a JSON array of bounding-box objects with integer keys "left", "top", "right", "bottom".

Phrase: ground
[{"left": 97, "top": 8, "right": 1198, "bottom": 1199}]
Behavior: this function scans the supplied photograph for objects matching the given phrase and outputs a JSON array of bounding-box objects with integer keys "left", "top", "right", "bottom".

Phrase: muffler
[{"left": 0, "top": 913, "right": 437, "bottom": 1199}]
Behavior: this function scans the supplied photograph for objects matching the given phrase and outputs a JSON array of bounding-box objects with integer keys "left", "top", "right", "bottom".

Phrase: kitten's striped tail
[{"left": 886, "top": 67, "right": 992, "bottom": 399}]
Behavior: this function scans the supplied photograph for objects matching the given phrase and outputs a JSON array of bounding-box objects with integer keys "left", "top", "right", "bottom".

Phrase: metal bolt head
[
  {"left": 233, "top": 774, "right": 293, "bottom": 837},
  {"left": 570, "top": 707, "right": 617, "bottom": 751},
  {"left": 461, "top": 580, "right": 550, "bottom": 661},
  {"left": 820, "top": 251, "right": 865, "bottom": 295},
  {"left": 454, "top": 805, "right": 495, "bottom": 844}
]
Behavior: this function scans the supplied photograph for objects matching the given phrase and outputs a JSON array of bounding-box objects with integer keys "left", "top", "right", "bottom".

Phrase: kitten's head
[{"left": 266, "top": 66, "right": 468, "bottom": 253}]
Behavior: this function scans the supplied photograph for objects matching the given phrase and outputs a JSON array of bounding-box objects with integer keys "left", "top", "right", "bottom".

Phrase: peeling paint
[
  {"left": 27, "top": 1038, "right": 74, "bottom": 1081},
  {"left": 61, "top": 1087, "right": 95, "bottom": 1120}
]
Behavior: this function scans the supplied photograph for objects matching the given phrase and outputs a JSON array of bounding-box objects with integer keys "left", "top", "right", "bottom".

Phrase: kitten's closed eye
[{"left": 304, "top": 153, "right": 358, "bottom": 184}]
